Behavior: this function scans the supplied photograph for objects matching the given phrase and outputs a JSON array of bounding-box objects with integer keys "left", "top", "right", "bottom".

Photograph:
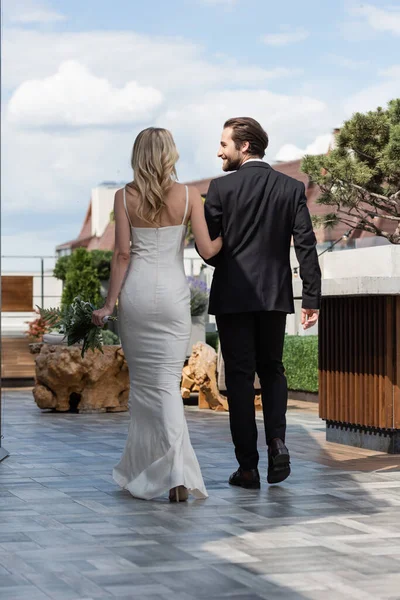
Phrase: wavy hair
[{"left": 129, "top": 127, "right": 179, "bottom": 225}]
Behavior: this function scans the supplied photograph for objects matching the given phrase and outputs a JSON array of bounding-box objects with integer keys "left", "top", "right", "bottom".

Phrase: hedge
[
  {"left": 207, "top": 333, "right": 318, "bottom": 393},
  {"left": 283, "top": 335, "right": 318, "bottom": 393},
  {"left": 206, "top": 331, "right": 219, "bottom": 352}
]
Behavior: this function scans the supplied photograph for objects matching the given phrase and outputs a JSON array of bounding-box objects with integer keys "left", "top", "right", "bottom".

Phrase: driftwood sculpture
[{"left": 182, "top": 342, "right": 262, "bottom": 411}]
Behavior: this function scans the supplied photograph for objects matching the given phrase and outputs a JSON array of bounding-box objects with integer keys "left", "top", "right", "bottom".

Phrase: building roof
[
  {"left": 57, "top": 156, "right": 381, "bottom": 254},
  {"left": 56, "top": 201, "right": 94, "bottom": 252},
  {"left": 184, "top": 160, "right": 343, "bottom": 245}
]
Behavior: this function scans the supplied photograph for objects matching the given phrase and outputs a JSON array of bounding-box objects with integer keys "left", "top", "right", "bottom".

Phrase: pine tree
[{"left": 301, "top": 99, "right": 400, "bottom": 244}]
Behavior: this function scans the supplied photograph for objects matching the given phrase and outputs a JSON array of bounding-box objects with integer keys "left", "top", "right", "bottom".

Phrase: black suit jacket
[{"left": 199, "top": 161, "right": 321, "bottom": 315}]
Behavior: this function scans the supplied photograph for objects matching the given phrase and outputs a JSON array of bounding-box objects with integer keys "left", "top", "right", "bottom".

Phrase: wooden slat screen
[
  {"left": 319, "top": 295, "right": 400, "bottom": 430},
  {"left": 1, "top": 276, "right": 33, "bottom": 312}
]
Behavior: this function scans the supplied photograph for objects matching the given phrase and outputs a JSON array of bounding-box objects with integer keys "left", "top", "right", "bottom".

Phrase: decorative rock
[{"left": 30, "top": 344, "right": 129, "bottom": 413}]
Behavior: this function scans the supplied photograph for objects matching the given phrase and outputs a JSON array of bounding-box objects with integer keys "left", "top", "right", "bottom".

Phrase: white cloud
[
  {"left": 275, "top": 133, "right": 333, "bottom": 163},
  {"left": 351, "top": 4, "right": 400, "bottom": 35},
  {"left": 261, "top": 28, "right": 309, "bottom": 47},
  {"left": 1, "top": 120, "right": 133, "bottom": 213},
  {"left": 2, "top": 29, "right": 301, "bottom": 93},
  {"left": 326, "top": 54, "right": 368, "bottom": 70},
  {"left": 4, "top": 0, "right": 66, "bottom": 24},
  {"left": 379, "top": 65, "right": 400, "bottom": 78},
  {"left": 12, "top": 9, "right": 66, "bottom": 23},
  {"left": 161, "top": 90, "right": 329, "bottom": 178},
  {"left": 7, "top": 61, "right": 163, "bottom": 128},
  {"left": 201, "top": 0, "right": 237, "bottom": 4},
  {"left": 344, "top": 78, "right": 400, "bottom": 115}
]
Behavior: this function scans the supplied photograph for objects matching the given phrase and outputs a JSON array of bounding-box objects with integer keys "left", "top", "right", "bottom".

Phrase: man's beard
[{"left": 222, "top": 155, "right": 242, "bottom": 172}]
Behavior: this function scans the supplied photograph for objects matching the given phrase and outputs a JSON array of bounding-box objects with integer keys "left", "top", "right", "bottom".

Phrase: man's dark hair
[{"left": 224, "top": 117, "right": 269, "bottom": 158}]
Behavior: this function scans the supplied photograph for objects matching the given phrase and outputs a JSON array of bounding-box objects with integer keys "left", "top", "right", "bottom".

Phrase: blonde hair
[{"left": 129, "top": 127, "right": 179, "bottom": 225}]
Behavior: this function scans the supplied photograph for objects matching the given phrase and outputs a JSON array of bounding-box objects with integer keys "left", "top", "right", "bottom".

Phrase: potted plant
[
  {"left": 25, "top": 310, "right": 49, "bottom": 342},
  {"left": 187, "top": 276, "right": 208, "bottom": 357}
]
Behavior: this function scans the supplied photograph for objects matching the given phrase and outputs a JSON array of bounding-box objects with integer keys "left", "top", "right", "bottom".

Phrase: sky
[{"left": 1, "top": 0, "right": 400, "bottom": 268}]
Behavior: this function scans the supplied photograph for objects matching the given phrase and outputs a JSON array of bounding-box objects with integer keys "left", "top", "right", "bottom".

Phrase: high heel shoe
[{"left": 169, "top": 485, "right": 189, "bottom": 503}]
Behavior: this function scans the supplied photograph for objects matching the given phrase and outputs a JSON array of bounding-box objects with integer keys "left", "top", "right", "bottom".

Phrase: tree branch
[
  {"left": 321, "top": 167, "right": 400, "bottom": 208},
  {"left": 364, "top": 211, "right": 400, "bottom": 222},
  {"left": 340, "top": 181, "right": 400, "bottom": 208}
]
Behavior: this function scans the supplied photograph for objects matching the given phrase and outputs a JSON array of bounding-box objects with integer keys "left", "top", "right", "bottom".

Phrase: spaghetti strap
[
  {"left": 123, "top": 187, "right": 134, "bottom": 229},
  {"left": 182, "top": 186, "right": 189, "bottom": 225}
]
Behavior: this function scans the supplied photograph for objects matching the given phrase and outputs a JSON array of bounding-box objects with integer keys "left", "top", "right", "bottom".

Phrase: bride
[{"left": 92, "top": 128, "right": 222, "bottom": 502}]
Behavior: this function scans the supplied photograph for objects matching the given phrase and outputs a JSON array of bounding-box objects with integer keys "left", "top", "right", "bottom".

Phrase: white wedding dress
[{"left": 113, "top": 186, "right": 208, "bottom": 500}]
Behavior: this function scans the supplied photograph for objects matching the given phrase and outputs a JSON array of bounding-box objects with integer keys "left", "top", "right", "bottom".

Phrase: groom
[{"left": 199, "top": 117, "right": 321, "bottom": 488}]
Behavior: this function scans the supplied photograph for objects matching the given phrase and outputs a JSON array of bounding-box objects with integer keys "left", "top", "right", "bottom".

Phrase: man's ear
[{"left": 242, "top": 141, "right": 250, "bottom": 154}]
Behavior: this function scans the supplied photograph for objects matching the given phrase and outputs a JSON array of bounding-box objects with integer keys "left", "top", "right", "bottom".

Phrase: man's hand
[{"left": 301, "top": 308, "right": 319, "bottom": 330}]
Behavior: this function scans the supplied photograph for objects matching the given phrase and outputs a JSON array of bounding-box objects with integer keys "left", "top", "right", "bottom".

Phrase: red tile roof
[
  {"left": 56, "top": 201, "right": 95, "bottom": 252},
  {"left": 78, "top": 202, "right": 92, "bottom": 239},
  {"left": 59, "top": 158, "right": 387, "bottom": 253},
  {"left": 186, "top": 161, "right": 342, "bottom": 244}
]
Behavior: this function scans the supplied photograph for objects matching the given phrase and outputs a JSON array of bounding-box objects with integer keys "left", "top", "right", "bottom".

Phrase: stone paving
[{"left": 1, "top": 390, "right": 400, "bottom": 600}]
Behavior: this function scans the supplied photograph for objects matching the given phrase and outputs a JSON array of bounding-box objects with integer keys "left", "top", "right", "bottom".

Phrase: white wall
[
  {"left": 322, "top": 245, "right": 400, "bottom": 279},
  {"left": 91, "top": 185, "right": 121, "bottom": 237}
]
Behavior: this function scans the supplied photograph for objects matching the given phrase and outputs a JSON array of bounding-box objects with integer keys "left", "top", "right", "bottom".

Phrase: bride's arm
[
  {"left": 92, "top": 189, "right": 131, "bottom": 326},
  {"left": 189, "top": 187, "right": 222, "bottom": 259}
]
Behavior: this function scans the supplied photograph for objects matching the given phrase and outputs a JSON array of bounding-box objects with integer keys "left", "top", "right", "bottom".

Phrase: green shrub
[
  {"left": 90, "top": 250, "right": 113, "bottom": 281},
  {"left": 101, "top": 329, "right": 120, "bottom": 345},
  {"left": 54, "top": 250, "right": 113, "bottom": 282},
  {"left": 205, "top": 332, "right": 318, "bottom": 393},
  {"left": 61, "top": 248, "right": 102, "bottom": 310},
  {"left": 283, "top": 335, "right": 318, "bottom": 393},
  {"left": 53, "top": 255, "right": 71, "bottom": 281},
  {"left": 206, "top": 331, "right": 219, "bottom": 352}
]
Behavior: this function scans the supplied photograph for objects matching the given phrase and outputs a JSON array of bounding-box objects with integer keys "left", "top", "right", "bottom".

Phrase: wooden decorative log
[{"left": 182, "top": 342, "right": 263, "bottom": 411}]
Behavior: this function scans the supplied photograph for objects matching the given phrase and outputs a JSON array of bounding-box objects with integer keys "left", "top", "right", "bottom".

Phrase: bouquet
[
  {"left": 38, "top": 297, "right": 116, "bottom": 358},
  {"left": 187, "top": 276, "right": 209, "bottom": 317}
]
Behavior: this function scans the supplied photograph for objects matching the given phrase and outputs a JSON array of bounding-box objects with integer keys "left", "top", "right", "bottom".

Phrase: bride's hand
[{"left": 91, "top": 305, "right": 113, "bottom": 327}]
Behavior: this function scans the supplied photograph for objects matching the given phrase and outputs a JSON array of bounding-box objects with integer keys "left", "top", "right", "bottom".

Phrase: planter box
[
  {"left": 293, "top": 246, "right": 400, "bottom": 453},
  {"left": 43, "top": 333, "right": 66, "bottom": 345}
]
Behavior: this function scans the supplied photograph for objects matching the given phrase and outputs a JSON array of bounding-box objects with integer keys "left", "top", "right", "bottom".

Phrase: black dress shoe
[
  {"left": 229, "top": 467, "right": 260, "bottom": 489},
  {"left": 267, "top": 438, "right": 291, "bottom": 484}
]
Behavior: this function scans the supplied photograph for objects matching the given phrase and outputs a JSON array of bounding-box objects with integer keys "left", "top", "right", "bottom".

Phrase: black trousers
[{"left": 216, "top": 311, "right": 288, "bottom": 471}]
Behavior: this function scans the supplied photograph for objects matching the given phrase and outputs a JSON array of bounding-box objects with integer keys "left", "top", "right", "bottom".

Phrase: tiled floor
[{"left": 1, "top": 390, "right": 400, "bottom": 600}]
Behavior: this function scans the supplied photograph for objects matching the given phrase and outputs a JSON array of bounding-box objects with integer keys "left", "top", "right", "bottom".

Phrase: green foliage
[
  {"left": 101, "top": 329, "right": 120, "bottom": 345},
  {"left": 61, "top": 248, "right": 102, "bottom": 310},
  {"left": 90, "top": 250, "right": 113, "bottom": 281},
  {"left": 204, "top": 333, "right": 318, "bottom": 392},
  {"left": 206, "top": 331, "right": 219, "bottom": 352},
  {"left": 54, "top": 250, "right": 113, "bottom": 283},
  {"left": 283, "top": 335, "right": 318, "bottom": 393},
  {"left": 53, "top": 255, "right": 71, "bottom": 281},
  {"left": 38, "top": 297, "right": 117, "bottom": 358},
  {"left": 301, "top": 99, "right": 400, "bottom": 244}
]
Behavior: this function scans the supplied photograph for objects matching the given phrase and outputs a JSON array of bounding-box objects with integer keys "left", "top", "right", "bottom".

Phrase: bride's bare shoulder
[{"left": 124, "top": 182, "right": 138, "bottom": 197}]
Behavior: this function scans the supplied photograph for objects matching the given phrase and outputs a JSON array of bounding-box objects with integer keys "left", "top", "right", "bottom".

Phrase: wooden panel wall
[
  {"left": 1, "top": 276, "right": 33, "bottom": 312},
  {"left": 1, "top": 338, "right": 35, "bottom": 379},
  {"left": 319, "top": 295, "right": 400, "bottom": 430}
]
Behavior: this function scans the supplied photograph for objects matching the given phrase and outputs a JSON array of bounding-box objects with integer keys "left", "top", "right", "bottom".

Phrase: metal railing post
[{"left": 41, "top": 257, "right": 44, "bottom": 308}]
